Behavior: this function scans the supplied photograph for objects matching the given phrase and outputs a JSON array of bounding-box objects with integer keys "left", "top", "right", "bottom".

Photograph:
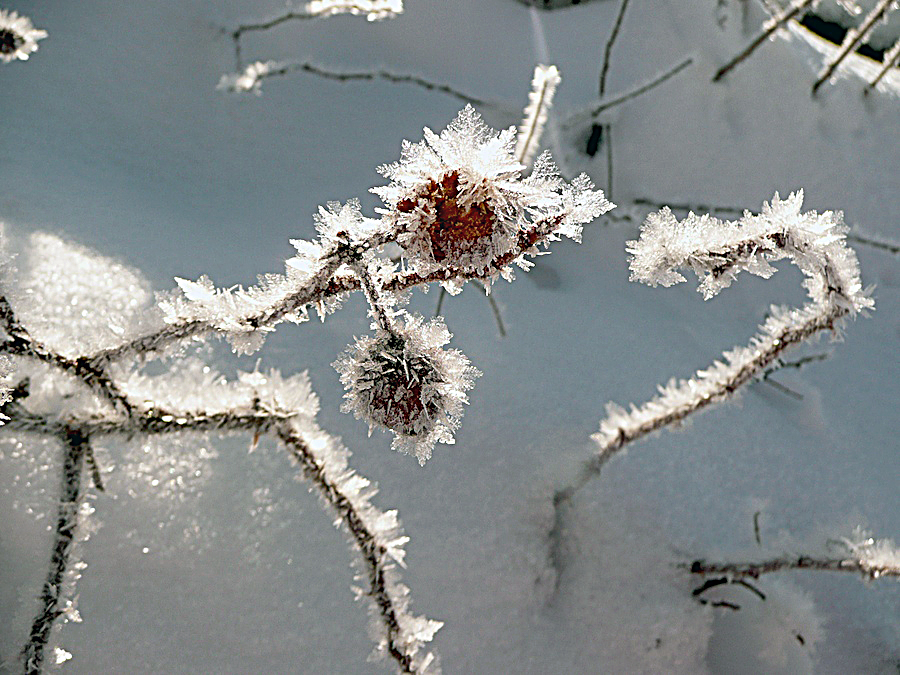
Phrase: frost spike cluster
[
  {"left": 334, "top": 313, "right": 480, "bottom": 465},
  {"left": 595, "top": 191, "right": 872, "bottom": 460}
]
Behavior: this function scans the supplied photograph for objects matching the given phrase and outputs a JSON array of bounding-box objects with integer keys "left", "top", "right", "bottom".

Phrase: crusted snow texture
[
  {"left": 371, "top": 105, "right": 613, "bottom": 290},
  {"left": 159, "top": 201, "right": 385, "bottom": 354},
  {"left": 516, "top": 64, "right": 561, "bottom": 166},
  {"left": 13, "top": 233, "right": 156, "bottom": 358},
  {"left": 333, "top": 312, "right": 480, "bottom": 465},
  {"left": 305, "top": 0, "right": 404, "bottom": 21},
  {"left": 0, "top": 9, "right": 48, "bottom": 63},
  {"left": 595, "top": 192, "right": 873, "bottom": 453}
]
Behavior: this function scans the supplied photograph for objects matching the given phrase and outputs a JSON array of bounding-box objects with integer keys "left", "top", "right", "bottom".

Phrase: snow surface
[{"left": 1, "top": 0, "right": 898, "bottom": 673}]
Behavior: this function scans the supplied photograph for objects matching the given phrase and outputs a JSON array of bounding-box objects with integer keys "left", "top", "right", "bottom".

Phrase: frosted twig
[
  {"left": 713, "top": 0, "right": 815, "bottom": 82},
  {"left": 516, "top": 64, "right": 561, "bottom": 166},
  {"left": 21, "top": 429, "right": 89, "bottom": 675},
  {"left": 78, "top": 213, "right": 572, "bottom": 381},
  {"left": 555, "top": 192, "right": 871, "bottom": 514},
  {"left": 866, "top": 39, "right": 900, "bottom": 92},
  {"left": 231, "top": 1, "right": 402, "bottom": 68},
  {"left": 592, "top": 191, "right": 872, "bottom": 466},
  {"left": 220, "top": 60, "right": 490, "bottom": 108},
  {"left": 598, "top": 0, "right": 630, "bottom": 98},
  {"left": 3, "top": 385, "right": 440, "bottom": 673},
  {"left": 814, "top": 0, "right": 898, "bottom": 94}
]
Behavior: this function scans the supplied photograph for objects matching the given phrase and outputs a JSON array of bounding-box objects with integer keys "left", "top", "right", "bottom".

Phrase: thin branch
[
  {"left": 21, "top": 429, "right": 89, "bottom": 674},
  {"left": 605, "top": 124, "right": 613, "bottom": 201},
  {"left": 865, "top": 39, "right": 900, "bottom": 92},
  {"left": 599, "top": 0, "right": 630, "bottom": 98},
  {"left": 230, "top": 1, "right": 402, "bottom": 68},
  {"left": 573, "top": 57, "right": 694, "bottom": 124},
  {"left": 554, "top": 192, "right": 871, "bottom": 513},
  {"left": 631, "top": 198, "right": 745, "bottom": 216},
  {"left": 847, "top": 232, "right": 900, "bottom": 254},
  {"left": 684, "top": 554, "right": 900, "bottom": 582},
  {"left": 219, "top": 59, "right": 495, "bottom": 111},
  {"left": 713, "top": 0, "right": 815, "bottom": 83},
  {"left": 434, "top": 281, "right": 506, "bottom": 338},
  {"left": 273, "top": 421, "right": 431, "bottom": 674},
  {"left": 813, "top": 0, "right": 897, "bottom": 94},
  {"left": 255, "top": 61, "right": 490, "bottom": 107}
]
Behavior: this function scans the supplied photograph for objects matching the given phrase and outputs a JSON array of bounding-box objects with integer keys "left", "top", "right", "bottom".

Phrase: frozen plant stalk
[{"left": 594, "top": 191, "right": 873, "bottom": 464}]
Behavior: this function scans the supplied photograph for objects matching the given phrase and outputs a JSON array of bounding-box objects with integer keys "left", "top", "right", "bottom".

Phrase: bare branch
[{"left": 599, "top": 0, "right": 630, "bottom": 98}]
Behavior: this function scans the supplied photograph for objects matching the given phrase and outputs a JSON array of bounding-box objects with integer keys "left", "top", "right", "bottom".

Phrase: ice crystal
[
  {"left": 372, "top": 105, "right": 613, "bottom": 289},
  {"left": 333, "top": 313, "right": 480, "bottom": 465},
  {"left": 0, "top": 9, "right": 47, "bottom": 63}
]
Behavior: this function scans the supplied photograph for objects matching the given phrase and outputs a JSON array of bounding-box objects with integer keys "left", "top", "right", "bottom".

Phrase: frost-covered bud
[
  {"left": 0, "top": 10, "right": 47, "bottom": 63},
  {"left": 372, "top": 105, "right": 613, "bottom": 288},
  {"left": 333, "top": 313, "right": 480, "bottom": 465}
]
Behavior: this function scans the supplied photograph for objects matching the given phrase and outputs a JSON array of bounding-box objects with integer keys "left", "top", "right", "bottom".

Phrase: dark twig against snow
[{"left": 598, "top": 0, "right": 630, "bottom": 99}]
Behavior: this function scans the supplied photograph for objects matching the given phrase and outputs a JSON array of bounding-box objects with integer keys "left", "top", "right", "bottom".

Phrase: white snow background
[{"left": 0, "top": 0, "right": 898, "bottom": 672}]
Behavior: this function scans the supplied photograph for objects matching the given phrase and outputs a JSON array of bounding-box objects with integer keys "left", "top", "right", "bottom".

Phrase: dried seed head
[
  {"left": 333, "top": 314, "right": 480, "bottom": 465},
  {"left": 372, "top": 105, "right": 614, "bottom": 285}
]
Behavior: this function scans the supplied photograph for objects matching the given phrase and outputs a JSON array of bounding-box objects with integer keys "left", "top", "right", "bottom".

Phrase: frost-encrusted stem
[
  {"left": 3, "top": 389, "right": 440, "bottom": 673},
  {"left": 813, "top": 0, "right": 897, "bottom": 94},
  {"left": 82, "top": 215, "right": 566, "bottom": 375},
  {"left": 274, "top": 420, "right": 437, "bottom": 674},
  {"left": 556, "top": 193, "right": 871, "bottom": 513},
  {"left": 516, "top": 65, "right": 561, "bottom": 166},
  {"left": 594, "top": 306, "right": 839, "bottom": 464},
  {"left": 231, "top": 1, "right": 402, "bottom": 68},
  {"left": 21, "top": 429, "right": 89, "bottom": 675},
  {"left": 592, "top": 192, "right": 871, "bottom": 465},
  {"left": 598, "top": 0, "right": 630, "bottom": 98},
  {"left": 713, "top": 0, "right": 815, "bottom": 82}
]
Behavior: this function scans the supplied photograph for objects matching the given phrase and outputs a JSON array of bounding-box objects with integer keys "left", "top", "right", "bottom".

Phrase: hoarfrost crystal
[{"left": 333, "top": 313, "right": 480, "bottom": 465}]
